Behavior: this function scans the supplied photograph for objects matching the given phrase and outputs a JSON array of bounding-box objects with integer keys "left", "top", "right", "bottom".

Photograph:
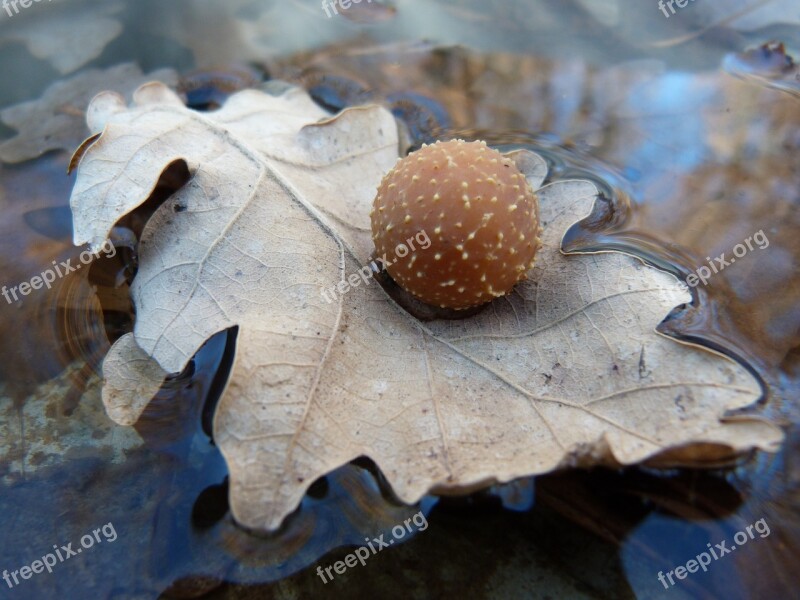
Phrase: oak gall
[{"left": 370, "top": 140, "right": 541, "bottom": 310}]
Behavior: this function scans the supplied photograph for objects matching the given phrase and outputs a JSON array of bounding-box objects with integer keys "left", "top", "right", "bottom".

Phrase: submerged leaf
[
  {"left": 69, "top": 83, "right": 783, "bottom": 531},
  {"left": 0, "top": 1, "right": 124, "bottom": 74},
  {"left": 0, "top": 63, "right": 178, "bottom": 164}
]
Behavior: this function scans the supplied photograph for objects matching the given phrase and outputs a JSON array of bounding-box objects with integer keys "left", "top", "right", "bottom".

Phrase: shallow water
[{"left": 0, "top": 0, "right": 798, "bottom": 598}]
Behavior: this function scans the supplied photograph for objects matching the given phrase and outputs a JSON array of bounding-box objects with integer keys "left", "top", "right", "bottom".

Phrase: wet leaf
[
  {"left": 69, "top": 83, "right": 783, "bottom": 531},
  {"left": 685, "top": 0, "right": 800, "bottom": 30},
  {"left": 0, "top": 1, "right": 124, "bottom": 74},
  {"left": 0, "top": 359, "right": 142, "bottom": 485},
  {"left": 267, "top": 44, "right": 800, "bottom": 409},
  {"left": 562, "top": 0, "right": 799, "bottom": 54},
  {"left": 0, "top": 63, "right": 178, "bottom": 164}
]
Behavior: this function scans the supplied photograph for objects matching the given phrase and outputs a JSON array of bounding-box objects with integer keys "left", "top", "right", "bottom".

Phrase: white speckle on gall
[{"left": 370, "top": 139, "right": 541, "bottom": 310}]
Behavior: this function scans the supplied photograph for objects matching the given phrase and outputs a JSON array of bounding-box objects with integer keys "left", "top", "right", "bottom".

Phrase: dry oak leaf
[{"left": 69, "top": 82, "right": 783, "bottom": 531}]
